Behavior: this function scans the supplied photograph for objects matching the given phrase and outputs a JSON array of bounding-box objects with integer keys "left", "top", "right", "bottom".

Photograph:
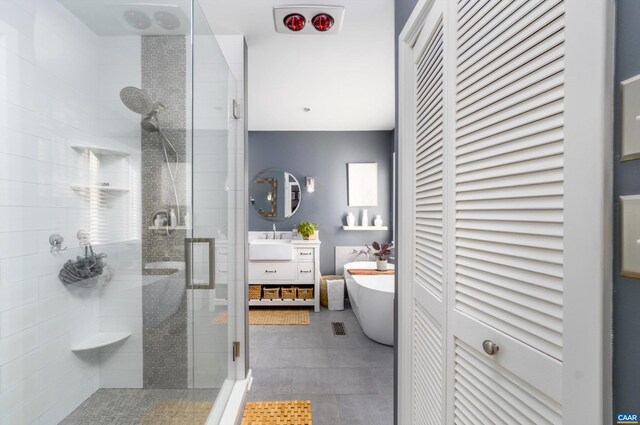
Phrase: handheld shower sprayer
[{"left": 119, "top": 87, "right": 181, "bottom": 229}]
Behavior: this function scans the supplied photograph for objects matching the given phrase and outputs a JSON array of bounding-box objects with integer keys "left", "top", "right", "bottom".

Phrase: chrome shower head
[{"left": 120, "top": 86, "right": 154, "bottom": 115}]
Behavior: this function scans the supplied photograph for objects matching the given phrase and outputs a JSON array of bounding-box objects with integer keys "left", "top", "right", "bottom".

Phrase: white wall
[
  {"left": 94, "top": 35, "right": 143, "bottom": 390},
  {"left": 0, "top": 1, "right": 142, "bottom": 423}
]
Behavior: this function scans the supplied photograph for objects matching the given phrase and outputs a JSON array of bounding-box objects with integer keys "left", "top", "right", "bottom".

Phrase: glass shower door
[{"left": 188, "top": 1, "right": 243, "bottom": 420}]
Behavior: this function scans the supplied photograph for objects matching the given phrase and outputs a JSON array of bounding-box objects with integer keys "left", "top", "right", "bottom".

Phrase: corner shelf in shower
[
  {"left": 71, "top": 145, "right": 130, "bottom": 157},
  {"left": 71, "top": 184, "right": 129, "bottom": 193},
  {"left": 71, "top": 332, "right": 131, "bottom": 352}
]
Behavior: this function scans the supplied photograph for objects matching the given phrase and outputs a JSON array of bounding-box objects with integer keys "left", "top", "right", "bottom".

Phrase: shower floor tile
[{"left": 60, "top": 388, "right": 219, "bottom": 425}]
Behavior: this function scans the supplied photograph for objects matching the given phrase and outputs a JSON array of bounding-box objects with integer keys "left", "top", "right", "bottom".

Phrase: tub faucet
[{"left": 356, "top": 248, "right": 371, "bottom": 261}]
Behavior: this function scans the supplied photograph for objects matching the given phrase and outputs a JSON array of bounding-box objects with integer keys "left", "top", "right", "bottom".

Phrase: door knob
[{"left": 482, "top": 340, "right": 499, "bottom": 356}]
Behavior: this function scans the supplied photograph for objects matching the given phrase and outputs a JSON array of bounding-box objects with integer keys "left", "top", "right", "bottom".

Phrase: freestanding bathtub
[{"left": 344, "top": 261, "right": 395, "bottom": 346}]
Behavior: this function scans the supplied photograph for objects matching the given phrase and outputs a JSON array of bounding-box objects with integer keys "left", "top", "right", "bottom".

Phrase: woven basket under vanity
[
  {"left": 263, "top": 287, "right": 280, "bottom": 300},
  {"left": 298, "top": 287, "right": 314, "bottom": 300},
  {"left": 249, "top": 285, "right": 262, "bottom": 300},
  {"left": 282, "top": 287, "right": 297, "bottom": 299}
]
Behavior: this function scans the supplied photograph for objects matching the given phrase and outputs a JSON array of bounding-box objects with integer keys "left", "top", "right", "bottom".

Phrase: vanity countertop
[{"left": 248, "top": 231, "right": 321, "bottom": 245}]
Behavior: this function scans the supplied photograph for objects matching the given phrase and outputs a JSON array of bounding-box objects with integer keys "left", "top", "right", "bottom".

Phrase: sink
[{"left": 249, "top": 239, "right": 294, "bottom": 260}]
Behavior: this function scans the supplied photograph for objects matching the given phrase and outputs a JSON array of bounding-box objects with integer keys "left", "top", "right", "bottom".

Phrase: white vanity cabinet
[{"left": 248, "top": 237, "right": 321, "bottom": 312}]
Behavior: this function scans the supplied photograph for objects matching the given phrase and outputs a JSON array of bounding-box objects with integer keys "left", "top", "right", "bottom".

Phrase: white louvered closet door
[
  {"left": 401, "top": 0, "right": 611, "bottom": 423},
  {"left": 410, "top": 0, "right": 447, "bottom": 423},
  {"left": 448, "top": 0, "right": 564, "bottom": 423}
]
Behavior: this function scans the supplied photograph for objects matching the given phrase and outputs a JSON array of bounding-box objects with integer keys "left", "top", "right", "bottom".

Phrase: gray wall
[
  {"left": 249, "top": 131, "right": 394, "bottom": 275},
  {"left": 614, "top": 0, "right": 640, "bottom": 414}
]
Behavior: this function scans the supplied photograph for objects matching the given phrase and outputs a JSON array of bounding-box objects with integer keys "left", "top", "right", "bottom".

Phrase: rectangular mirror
[{"left": 348, "top": 162, "right": 378, "bottom": 206}]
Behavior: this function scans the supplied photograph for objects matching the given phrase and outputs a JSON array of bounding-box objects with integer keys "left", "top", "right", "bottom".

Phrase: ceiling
[{"left": 199, "top": 0, "right": 395, "bottom": 131}]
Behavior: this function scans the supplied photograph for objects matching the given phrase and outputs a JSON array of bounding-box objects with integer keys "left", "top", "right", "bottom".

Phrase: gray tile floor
[
  {"left": 60, "top": 388, "right": 219, "bottom": 425},
  {"left": 247, "top": 304, "right": 394, "bottom": 425}
]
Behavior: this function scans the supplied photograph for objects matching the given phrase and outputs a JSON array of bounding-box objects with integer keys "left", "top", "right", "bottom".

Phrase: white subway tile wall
[
  {"left": 0, "top": 1, "right": 246, "bottom": 422},
  {"left": 0, "top": 1, "right": 143, "bottom": 423}
]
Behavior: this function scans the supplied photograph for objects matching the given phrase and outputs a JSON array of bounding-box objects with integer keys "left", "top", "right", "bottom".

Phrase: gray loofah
[{"left": 58, "top": 244, "right": 107, "bottom": 287}]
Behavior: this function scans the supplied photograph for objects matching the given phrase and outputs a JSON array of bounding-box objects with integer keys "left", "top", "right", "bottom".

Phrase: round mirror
[{"left": 249, "top": 169, "right": 301, "bottom": 221}]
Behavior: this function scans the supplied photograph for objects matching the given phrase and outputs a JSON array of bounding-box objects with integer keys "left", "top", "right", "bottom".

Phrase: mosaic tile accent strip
[
  {"left": 141, "top": 35, "right": 189, "bottom": 389},
  {"left": 143, "top": 272, "right": 188, "bottom": 388},
  {"left": 141, "top": 35, "right": 188, "bottom": 270}
]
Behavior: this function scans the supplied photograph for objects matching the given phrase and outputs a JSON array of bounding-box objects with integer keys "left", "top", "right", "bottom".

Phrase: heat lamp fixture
[
  {"left": 283, "top": 13, "right": 306, "bottom": 31},
  {"left": 274, "top": 6, "right": 344, "bottom": 34}
]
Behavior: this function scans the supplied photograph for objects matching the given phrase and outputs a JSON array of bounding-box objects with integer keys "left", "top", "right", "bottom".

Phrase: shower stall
[{"left": 0, "top": 0, "right": 246, "bottom": 423}]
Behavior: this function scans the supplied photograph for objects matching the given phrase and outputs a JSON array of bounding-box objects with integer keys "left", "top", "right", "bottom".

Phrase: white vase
[
  {"left": 346, "top": 212, "right": 355, "bottom": 227},
  {"left": 361, "top": 209, "right": 368, "bottom": 227},
  {"left": 374, "top": 215, "right": 383, "bottom": 227},
  {"left": 376, "top": 260, "right": 388, "bottom": 271}
]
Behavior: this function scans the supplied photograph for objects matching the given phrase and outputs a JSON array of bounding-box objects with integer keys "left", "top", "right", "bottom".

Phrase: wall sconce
[{"left": 306, "top": 176, "right": 315, "bottom": 193}]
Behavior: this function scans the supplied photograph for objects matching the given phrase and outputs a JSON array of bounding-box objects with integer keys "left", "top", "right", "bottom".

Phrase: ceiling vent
[{"left": 273, "top": 5, "right": 344, "bottom": 34}]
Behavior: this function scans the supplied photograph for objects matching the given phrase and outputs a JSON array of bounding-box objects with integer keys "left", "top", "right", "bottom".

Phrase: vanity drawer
[
  {"left": 249, "top": 262, "right": 296, "bottom": 281},
  {"left": 296, "top": 248, "right": 314, "bottom": 261},
  {"left": 297, "top": 263, "right": 315, "bottom": 281}
]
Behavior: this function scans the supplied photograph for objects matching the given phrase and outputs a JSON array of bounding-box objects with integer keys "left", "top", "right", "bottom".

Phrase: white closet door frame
[
  {"left": 397, "top": 0, "right": 613, "bottom": 423},
  {"left": 562, "top": 0, "right": 614, "bottom": 421}
]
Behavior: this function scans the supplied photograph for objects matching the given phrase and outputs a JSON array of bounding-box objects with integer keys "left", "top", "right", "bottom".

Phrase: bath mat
[
  {"left": 213, "top": 308, "right": 310, "bottom": 325},
  {"left": 346, "top": 268, "right": 395, "bottom": 275},
  {"left": 138, "top": 400, "right": 213, "bottom": 424},
  {"left": 241, "top": 400, "right": 312, "bottom": 425}
]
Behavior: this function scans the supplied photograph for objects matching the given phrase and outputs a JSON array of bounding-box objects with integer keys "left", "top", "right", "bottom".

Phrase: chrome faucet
[
  {"left": 272, "top": 222, "right": 277, "bottom": 240},
  {"left": 355, "top": 248, "right": 372, "bottom": 261}
]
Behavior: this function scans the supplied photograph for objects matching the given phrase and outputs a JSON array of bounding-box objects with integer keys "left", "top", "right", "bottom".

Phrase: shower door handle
[{"left": 185, "top": 238, "right": 215, "bottom": 290}]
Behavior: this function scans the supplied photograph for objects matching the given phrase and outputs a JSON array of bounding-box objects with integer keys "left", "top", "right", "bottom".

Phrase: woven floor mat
[
  {"left": 213, "top": 308, "right": 310, "bottom": 325},
  {"left": 241, "top": 400, "right": 312, "bottom": 425}
]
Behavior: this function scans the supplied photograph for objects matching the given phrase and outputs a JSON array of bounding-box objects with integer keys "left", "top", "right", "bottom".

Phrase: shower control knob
[{"left": 482, "top": 340, "right": 499, "bottom": 356}]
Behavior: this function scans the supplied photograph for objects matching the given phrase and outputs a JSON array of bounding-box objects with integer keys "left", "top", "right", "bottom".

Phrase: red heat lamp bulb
[
  {"left": 312, "top": 13, "right": 334, "bottom": 31},
  {"left": 284, "top": 13, "right": 306, "bottom": 31}
]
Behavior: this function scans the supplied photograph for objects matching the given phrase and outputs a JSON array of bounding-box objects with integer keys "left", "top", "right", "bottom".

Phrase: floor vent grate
[{"left": 331, "top": 322, "right": 347, "bottom": 336}]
